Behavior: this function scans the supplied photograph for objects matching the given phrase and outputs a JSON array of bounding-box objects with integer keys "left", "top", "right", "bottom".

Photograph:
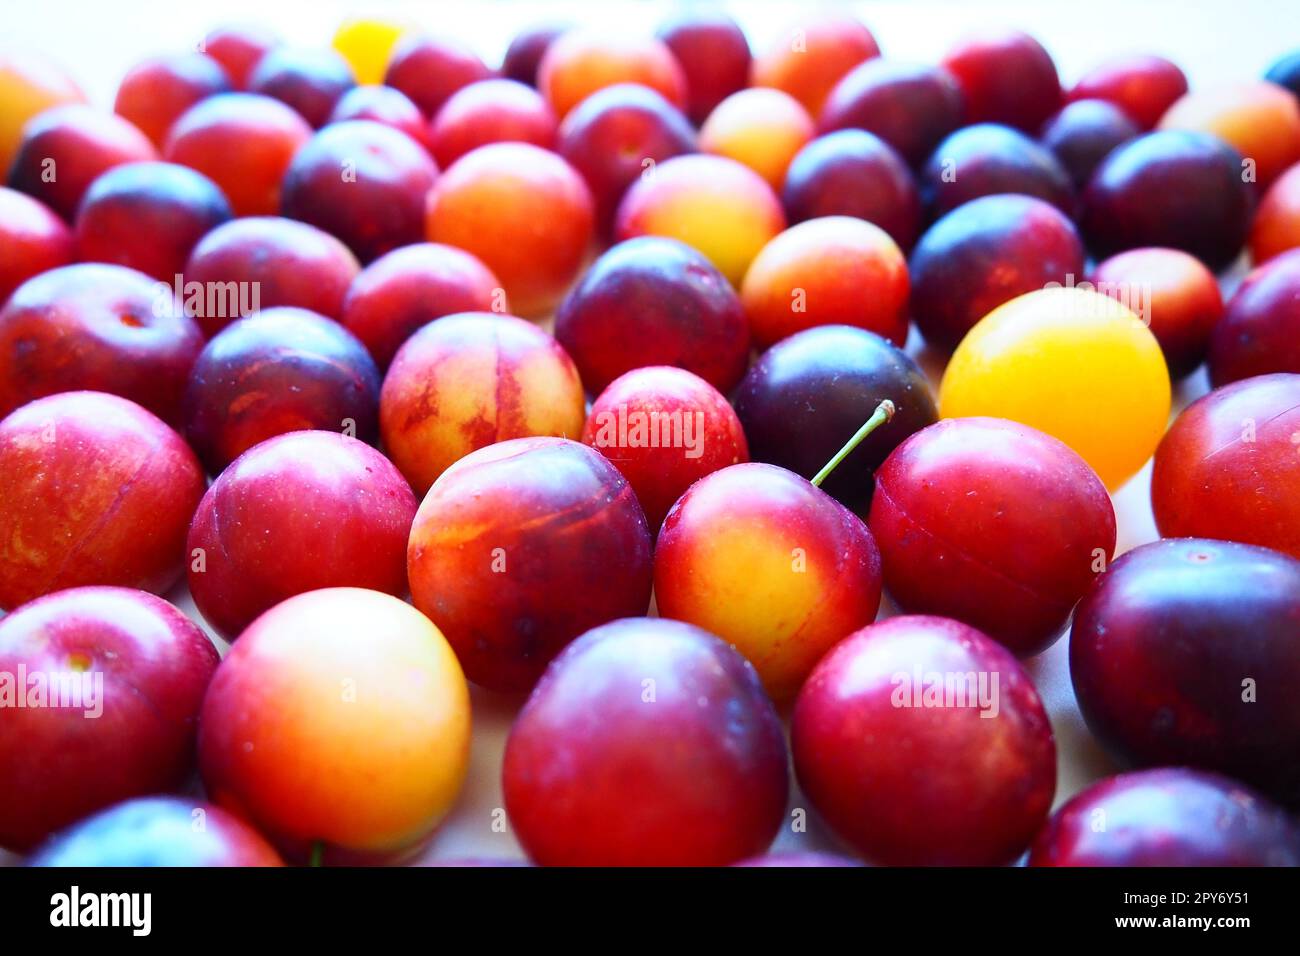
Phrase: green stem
[
  {"left": 810, "top": 400, "right": 897, "bottom": 488},
  {"left": 309, "top": 841, "right": 324, "bottom": 868}
]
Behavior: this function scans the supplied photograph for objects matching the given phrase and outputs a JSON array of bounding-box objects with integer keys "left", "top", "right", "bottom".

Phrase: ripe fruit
[
  {"left": 1208, "top": 248, "right": 1300, "bottom": 384},
  {"left": 1091, "top": 247, "right": 1223, "bottom": 379},
  {"left": 341, "top": 242, "right": 504, "bottom": 368},
  {"left": 538, "top": 30, "right": 686, "bottom": 119},
  {"left": 0, "top": 392, "right": 205, "bottom": 611},
  {"left": 503, "top": 618, "right": 788, "bottom": 867},
  {"left": 74, "top": 161, "right": 232, "bottom": 281},
  {"left": 920, "top": 122, "right": 1073, "bottom": 219},
  {"left": 698, "top": 87, "right": 814, "bottom": 190},
  {"left": 734, "top": 326, "right": 936, "bottom": 513},
  {"left": 202, "top": 24, "right": 279, "bottom": 89},
  {"left": 183, "top": 216, "right": 360, "bottom": 333},
  {"left": 0, "top": 263, "right": 203, "bottom": 422},
  {"left": 501, "top": 24, "right": 565, "bottom": 88},
  {"left": 429, "top": 78, "right": 557, "bottom": 168},
  {"left": 781, "top": 129, "right": 920, "bottom": 249},
  {"left": 199, "top": 588, "right": 471, "bottom": 863},
  {"left": 741, "top": 216, "right": 908, "bottom": 349},
  {"left": 29, "top": 797, "right": 284, "bottom": 867},
  {"left": 656, "top": 9, "right": 751, "bottom": 124},
  {"left": 380, "top": 312, "right": 585, "bottom": 495},
  {"left": 1029, "top": 768, "right": 1300, "bottom": 867},
  {"left": 1067, "top": 54, "right": 1188, "bottom": 129},
  {"left": 1039, "top": 99, "right": 1140, "bottom": 188},
  {"left": 868, "top": 418, "right": 1116, "bottom": 656},
  {"left": 749, "top": 12, "right": 880, "bottom": 116},
  {"left": 0, "top": 587, "right": 218, "bottom": 852},
  {"left": 582, "top": 366, "right": 749, "bottom": 532},
  {"left": 164, "top": 92, "right": 312, "bottom": 217},
  {"left": 113, "top": 53, "right": 231, "bottom": 148},
  {"left": 1071, "top": 538, "right": 1300, "bottom": 805},
  {"left": 8, "top": 104, "right": 156, "bottom": 220},
  {"left": 383, "top": 33, "right": 493, "bottom": 118},
  {"left": 941, "top": 29, "right": 1061, "bottom": 132},
  {"left": 909, "top": 194, "right": 1085, "bottom": 353},
  {"left": 0, "top": 187, "right": 73, "bottom": 305},
  {"left": 792, "top": 615, "right": 1056, "bottom": 865},
  {"left": 247, "top": 46, "right": 355, "bottom": 128},
  {"left": 654, "top": 461, "right": 883, "bottom": 698},
  {"left": 614, "top": 153, "right": 785, "bottom": 286},
  {"left": 0, "top": 49, "right": 85, "bottom": 175},
  {"left": 182, "top": 306, "right": 381, "bottom": 474},
  {"left": 280, "top": 120, "right": 438, "bottom": 262},
  {"left": 554, "top": 236, "right": 749, "bottom": 395},
  {"left": 425, "top": 142, "right": 594, "bottom": 317},
  {"left": 1151, "top": 373, "right": 1300, "bottom": 559},
  {"left": 186, "top": 431, "right": 417, "bottom": 639},
  {"left": 939, "top": 286, "right": 1171, "bottom": 490},
  {"left": 331, "top": 17, "right": 408, "bottom": 85},
  {"left": 407, "top": 437, "right": 653, "bottom": 692},
  {"left": 1250, "top": 161, "right": 1300, "bottom": 263},
  {"left": 1080, "top": 130, "right": 1255, "bottom": 271},
  {"left": 1159, "top": 81, "right": 1300, "bottom": 187},
  {"left": 327, "top": 85, "right": 430, "bottom": 151}
]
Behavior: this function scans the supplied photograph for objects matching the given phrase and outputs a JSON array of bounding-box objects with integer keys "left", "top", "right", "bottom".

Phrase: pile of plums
[{"left": 1, "top": 8, "right": 1299, "bottom": 869}]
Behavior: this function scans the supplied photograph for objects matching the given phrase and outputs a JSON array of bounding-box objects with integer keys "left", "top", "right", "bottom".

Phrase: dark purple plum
[
  {"left": 501, "top": 25, "right": 566, "bottom": 88},
  {"left": 247, "top": 46, "right": 355, "bottom": 127},
  {"left": 921, "top": 122, "right": 1073, "bottom": 219},
  {"left": 1208, "top": 248, "right": 1300, "bottom": 385},
  {"left": 1039, "top": 99, "right": 1140, "bottom": 188},
  {"left": 656, "top": 9, "right": 751, "bottom": 125}
]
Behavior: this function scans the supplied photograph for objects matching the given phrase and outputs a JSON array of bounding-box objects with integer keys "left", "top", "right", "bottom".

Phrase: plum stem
[
  {"left": 811, "top": 400, "right": 896, "bottom": 489},
  {"left": 309, "top": 841, "right": 324, "bottom": 868}
]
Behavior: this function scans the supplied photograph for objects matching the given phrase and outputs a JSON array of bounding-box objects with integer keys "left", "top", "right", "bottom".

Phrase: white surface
[{"left": 2, "top": 0, "right": 1296, "bottom": 865}]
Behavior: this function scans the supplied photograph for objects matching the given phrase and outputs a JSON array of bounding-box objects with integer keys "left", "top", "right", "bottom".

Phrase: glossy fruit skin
[
  {"left": 656, "top": 9, "right": 751, "bottom": 125},
  {"left": 1250, "top": 161, "right": 1300, "bottom": 263},
  {"left": 942, "top": 30, "right": 1061, "bottom": 132},
  {"left": 1080, "top": 130, "right": 1254, "bottom": 272},
  {"left": 341, "top": 242, "right": 504, "bottom": 368},
  {"left": 430, "top": 79, "right": 556, "bottom": 169},
  {"left": 383, "top": 34, "right": 493, "bottom": 119},
  {"left": 1159, "top": 81, "right": 1300, "bottom": 187},
  {"left": 425, "top": 142, "right": 594, "bottom": 318},
  {"left": 1091, "top": 247, "right": 1223, "bottom": 379},
  {"left": 8, "top": 104, "right": 156, "bottom": 221},
  {"left": 199, "top": 588, "right": 471, "bottom": 863},
  {"left": 73, "top": 161, "right": 232, "bottom": 282},
  {"left": 1151, "top": 373, "right": 1300, "bottom": 559},
  {"left": 183, "top": 306, "right": 381, "bottom": 475},
  {"left": 407, "top": 437, "right": 653, "bottom": 693},
  {"left": 186, "top": 431, "right": 418, "bottom": 640},
  {"left": 741, "top": 216, "right": 908, "bottom": 350},
  {"left": 654, "top": 462, "right": 883, "bottom": 698},
  {"left": 331, "top": 18, "right": 409, "bottom": 86},
  {"left": 247, "top": 47, "right": 355, "bottom": 128},
  {"left": 380, "top": 311, "right": 586, "bottom": 495},
  {"left": 733, "top": 326, "right": 936, "bottom": 514},
  {"left": 781, "top": 130, "right": 920, "bottom": 249},
  {"left": 503, "top": 617, "right": 788, "bottom": 867},
  {"left": 818, "top": 60, "right": 964, "bottom": 167},
  {"left": 556, "top": 83, "right": 696, "bottom": 239},
  {"left": 1071, "top": 538, "right": 1300, "bottom": 805},
  {"left": 1029, "top": 768, "right": 1300, "bottom": 867},
  {"left": 327, "top": 84, "right": 431, "bottom": 152},
  {"left": 793, "top": 615, "right": 1056, "bottom": 865},
  {"left": 0, "top": 50, "right": 85, "bottom": 177},
  {"left": 29, "top": 797, "right": 283, "bottom": 867},
  {"left": 699, "top": 88, "right": 814, "bottom": 191},
  {"left": 940, "top": 287, "right": 1170, "bottom": 491},
  {"left": 869, "top": 418, "right": 1116, "bottom": 656},
  {"left": 0, "top": 587, "right": 218, "bottom": 852},
  {"left": 164, "top": 92, "right": 312, "bottom": 217},
  {"left": 0, "top": 392, "right": 205, "bottom": 610},
  {"left": 614, "top": 154, "right": 786, "bottom": 286},
  {"left": 750, "top": 13, "right": 880, "bottom": 117},
  {"left": 1208, "top": 249, "right": 1300, "bottom": 385},
  {"left": 114, "top": 53, "right": 231, "bottom": 148},
  {"left": 1068, "top": 54, "right": 1188, "bottom": 129},
  {"left": 280, "top": 120, "right": 437, "bottom": 263},
  {"left": 538, "top": 30, "right": 687, "bottom": 119},
  {"left": 0, "top": 187, "right": 72, "bottom": 306},
  {"left": 582, "top": 366, "right": 749, "bottom": 533},
  {"left": 183, "top": 216, "right": 360, "bottom": 334},
  {"left": 920, "top": 123, "right": 1073, "bottom": 219},
  {"left": 202, "top": 24, "right": 280, "bottom": 90},
  {"left": 910, "top": 194, "right": 1085, "bottom": 353},
  {"left": 1039, "top": 99, "right": 1140, "bottom": 188},
  {"left": 0, "top": 263, "right": 202, "bottom": 422},
  {"left": 501, "top": 24, "right": 565, "bottom": 88},
  {"left": 554, "top": 236, "right": 748, "bottom": 395}
]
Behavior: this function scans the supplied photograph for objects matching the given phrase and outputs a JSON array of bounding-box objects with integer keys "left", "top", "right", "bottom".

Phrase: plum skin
[
  {"left": 792, "top": 614, "right": 1057, "bottom": 866},
  {"left": 502, "top": 617, "right": 788, "bottom": 867},
  {"left": 1208, "top": 248, "right": 1300, "bottom": 385},
  {"left": 1029, "top": 768, "right": 1300, "bottom": 867},
  {"left": 0, "top": 187, "right": 74, "bottom": 306},
  {"left": 0, "top": 587, "right": 219, "bottom": 852},
  {"left": 1070, "top": 537, "right": 1300, "bottom": 806}
]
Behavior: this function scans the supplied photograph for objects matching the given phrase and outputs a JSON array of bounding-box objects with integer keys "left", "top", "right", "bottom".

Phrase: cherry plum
[
  {"left": 327, "top": 85, "right": 431, "bottom": 152},
  {"left": 656, "top": 9, "right": 751, "bottom": 124},
  {"left": 1039, "top": 99, "right": 1139, "bottom": 188},
  {"left": 920, "top": 123, "right": 1073, "bottom": 219},
  {"left": 941, "top": 29, "right": 1061, "bottom": 132},
  {"left": 1067, "top": 54, "right": 1188, "bottom": 129},
  {"left": 383, "top": 34, "right": 493, "bottom": 119},
  {"left": 1208, "top": 248, "right": 1300, "bottom": 384},
  {"left": 247, "top": 46, "right": 355, "bottom": 128},
  {"left": 749, "top": 12, "right": 880, "bottom": 117},
  {"left": 0, "top": 187, "right": 72, "bottom": 306},
  {"left": 538, "top": 30, "right": 686, "bottom": 119},
  {"left": 430, "top": 79, "right": 557, "bottom": 169},
  {"left": 114, "top": 53, "right": 231, "bottom": 148},
  {"left": 501, "top": 24, "right": 565, "bottom": 88},
  {"left": 202, "top": 24, "right": 280, "bottom": 89},
  {"left": 1250, "top": 161, "right": 1300, "bottom": 263}
]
